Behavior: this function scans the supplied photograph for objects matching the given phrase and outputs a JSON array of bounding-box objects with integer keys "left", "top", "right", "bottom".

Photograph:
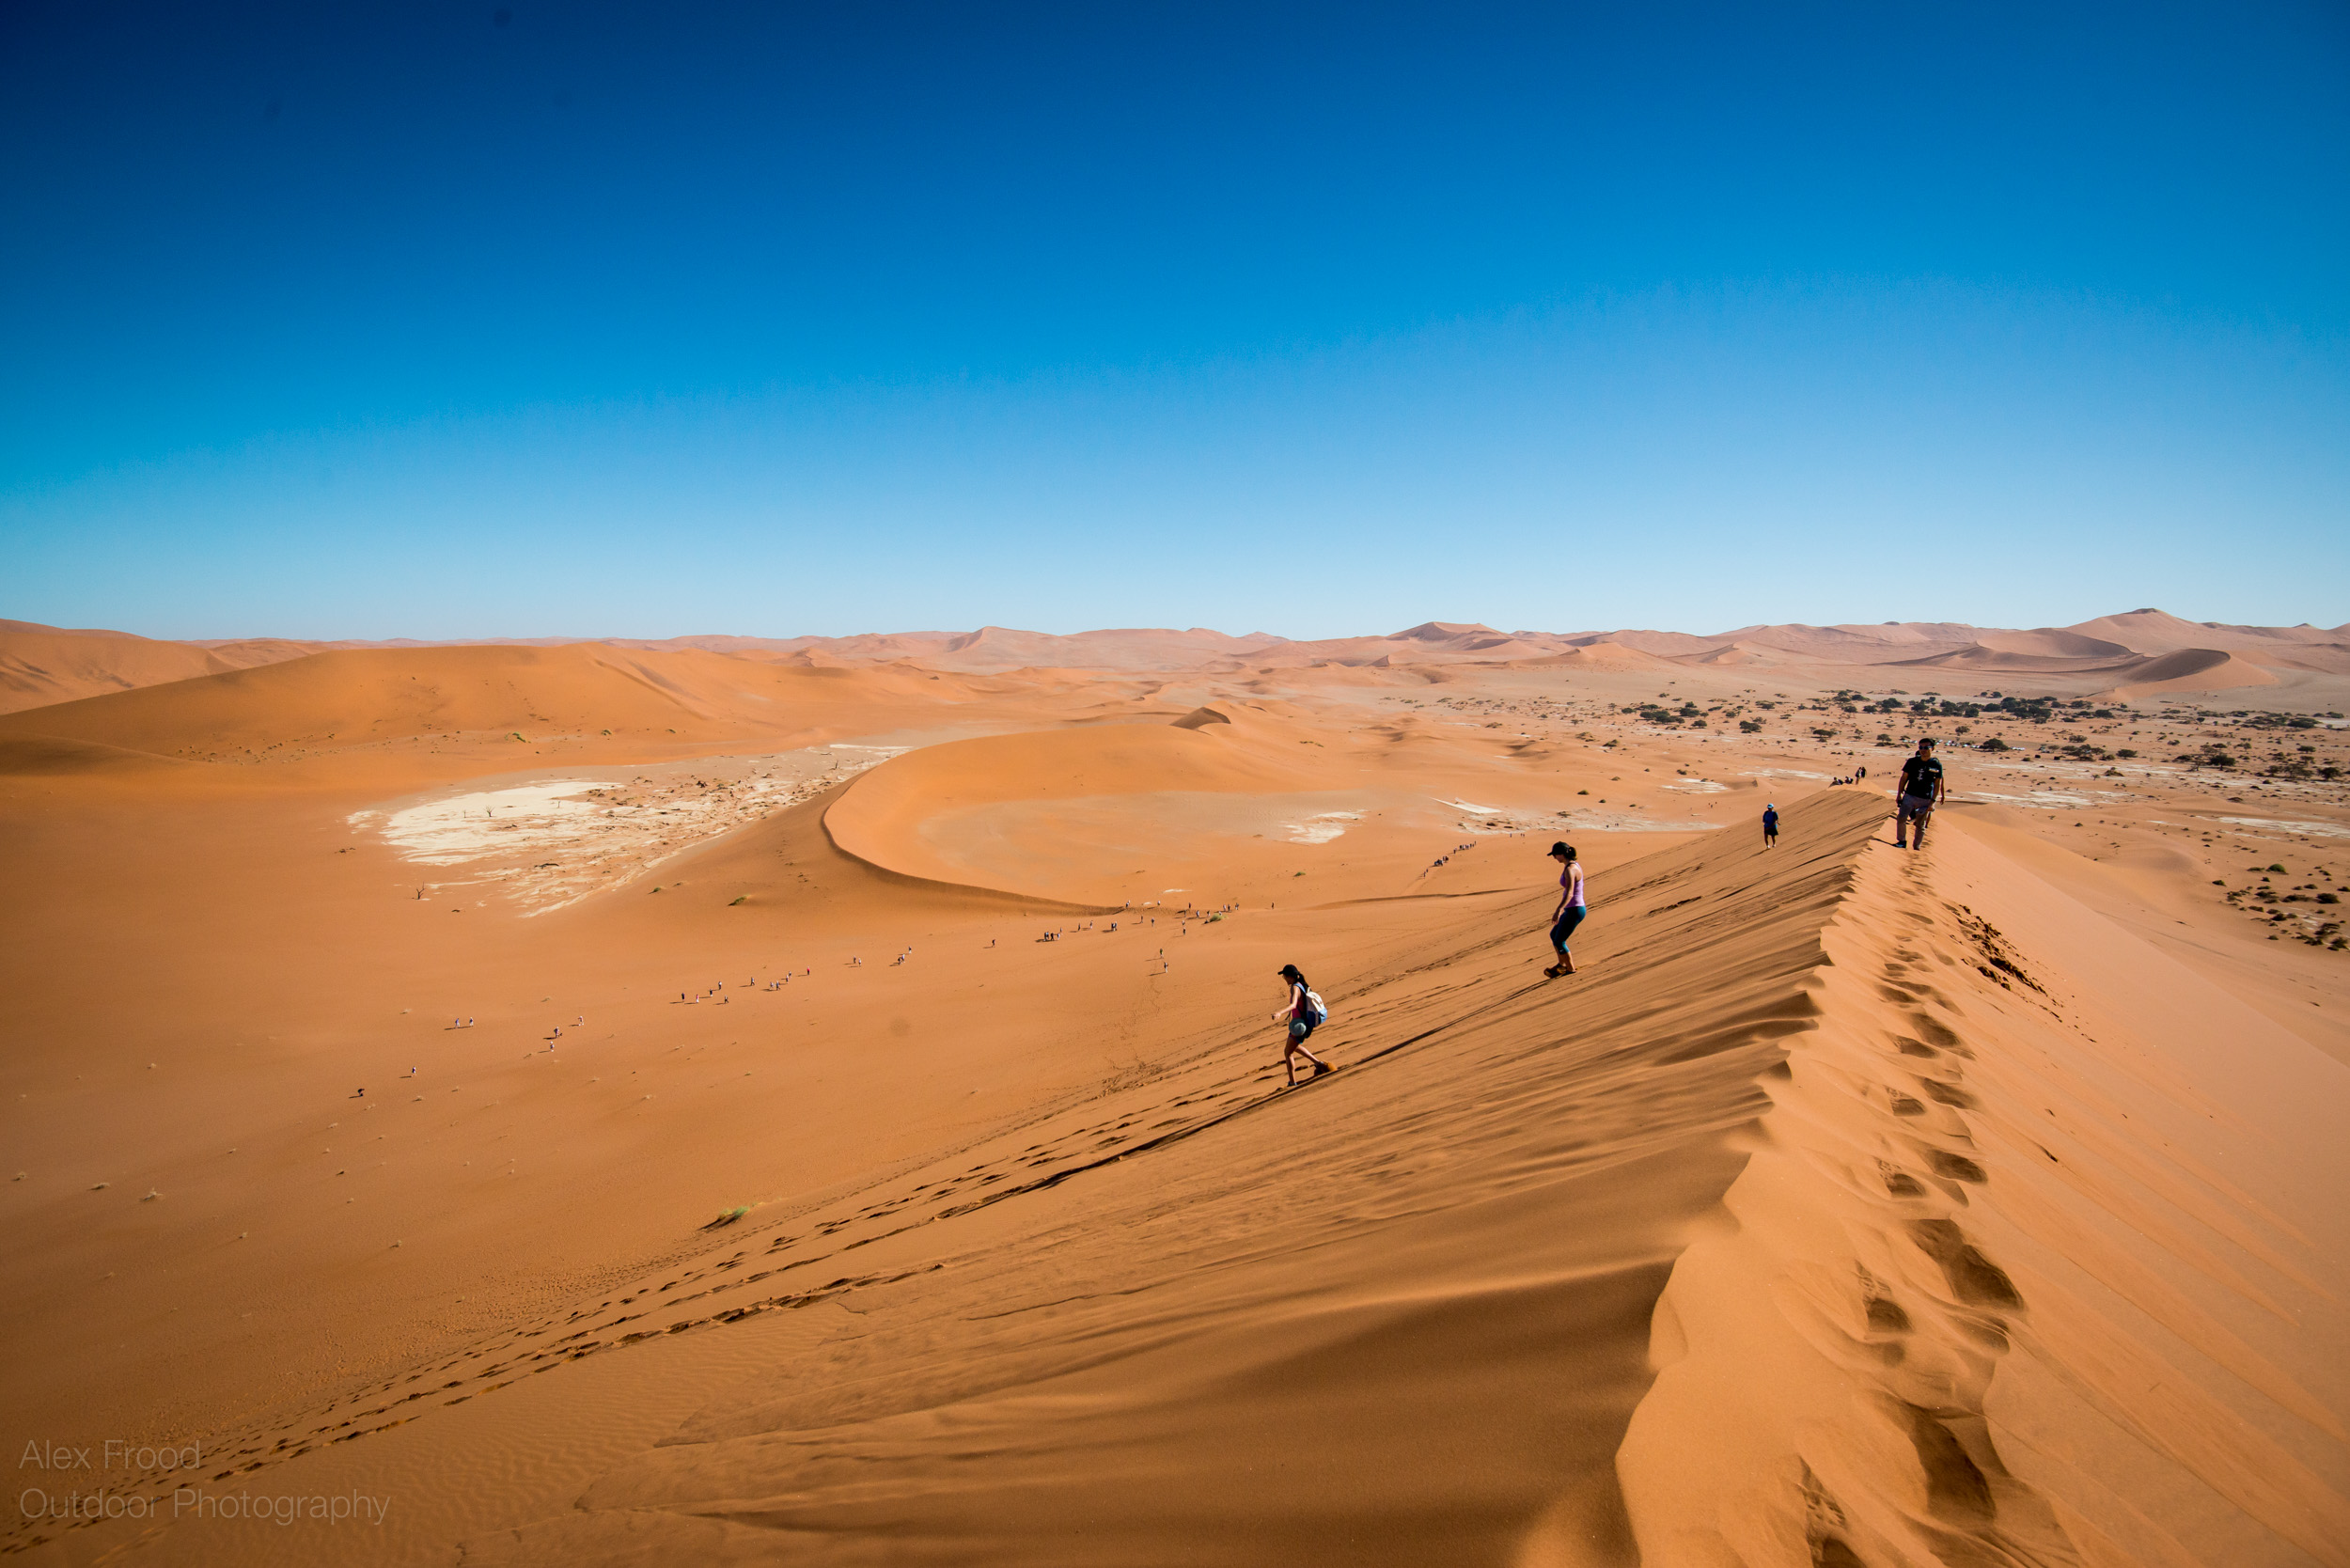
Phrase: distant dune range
[{"left": 6, "top": 607, "right": 2347, "bottom": 715}]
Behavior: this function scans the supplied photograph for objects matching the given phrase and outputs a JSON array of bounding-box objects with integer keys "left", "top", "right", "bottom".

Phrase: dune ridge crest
[{"left": 1622, "top": 807, "right": 2350, "bottom": 1568}]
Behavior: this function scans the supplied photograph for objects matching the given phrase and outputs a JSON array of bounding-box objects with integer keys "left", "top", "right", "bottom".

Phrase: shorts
[
  {"left": 1289, "top": 1016, "right": 1317, "bottom": 1044},
  {"left": 1551, "top": 905, "right": 1587, "bottom": 952}
]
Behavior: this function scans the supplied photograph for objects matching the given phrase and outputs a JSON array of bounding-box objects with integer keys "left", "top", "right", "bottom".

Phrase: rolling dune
[
  {"left": 1518, "top": 640, "right": 1686, "bottom": 671},
  {"left": 4, "top": 621, "right": 2347, "bottom": 1568},
  {"left": 50, "top": 788, "right": 2337, "bottom": 1567},
  {"left": 0, "top": 620, "right": 319, "bottom": 714},
  {"left": 0, "top": 642, "right": 1024, "bottom": 785},
  {"left": 821, "top": 714, "right": 1318, "bottom": 900},
  {"left": 8, "top": 609, "right": 2347, "bottom": 713},
  {"left": 2103, "top": 648, "right": 2281, "bottom": 699}
]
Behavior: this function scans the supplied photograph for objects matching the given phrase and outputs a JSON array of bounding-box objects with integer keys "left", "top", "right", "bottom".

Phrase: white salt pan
[{"left": 1284, "top": 812, "right": 1362, "bottom": 844}]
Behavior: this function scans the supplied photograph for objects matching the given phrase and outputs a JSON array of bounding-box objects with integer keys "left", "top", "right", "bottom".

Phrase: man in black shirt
[{"left": 1895, "top": 738, "right": 1945, "bottom": 850}]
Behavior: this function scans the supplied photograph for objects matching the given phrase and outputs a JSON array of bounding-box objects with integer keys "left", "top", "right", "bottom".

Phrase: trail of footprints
[
  {"left": 1772, "top": 849, "right": 2074, "bottom": 1564},
  {"left": 20, "top": 873, "right": 1831, "bottom": 1549},
  {"left": 17, "top": 974, "right": 1471, "bottom": 1546},
  {"left": 9, "top": 886, "right": 1668, "bottom": 1548}
]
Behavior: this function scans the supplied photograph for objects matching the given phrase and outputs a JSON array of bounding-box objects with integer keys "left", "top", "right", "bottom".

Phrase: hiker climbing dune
[
  {"left": 1271, "top": 964, "right": 1332, "bottom": 1087},
  {"left": 1544, "top": 841, "right": 1588, "bottom": 977}
]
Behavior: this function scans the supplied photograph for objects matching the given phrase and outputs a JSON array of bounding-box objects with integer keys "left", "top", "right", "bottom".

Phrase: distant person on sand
[
  {"left": 1271, "top": 964, "right": 1331, "bottom": 1086},
  {"left": 1545, "top": 842, "right": 1587, "bottom": 977},
  {"left": 1895, "top": 739, "right": 1945, "bottom": 850},
  {"left": 1762, "top": 804, "right": 1779, "bottom": 847}
]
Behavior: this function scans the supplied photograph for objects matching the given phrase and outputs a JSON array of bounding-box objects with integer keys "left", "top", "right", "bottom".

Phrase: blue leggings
[{"left": 1551, "top": 905, "right": 1586, "bottom": 953}]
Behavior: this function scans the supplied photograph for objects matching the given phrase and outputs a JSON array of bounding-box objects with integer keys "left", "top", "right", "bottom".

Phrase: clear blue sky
[{"left": 4, "top": 2, "right": 2345, "bottom": 640}]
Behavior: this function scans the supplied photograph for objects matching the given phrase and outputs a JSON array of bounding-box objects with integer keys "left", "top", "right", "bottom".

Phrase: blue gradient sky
[{"left": 5, "top": 2, "right": 2345, "bottom": 639}]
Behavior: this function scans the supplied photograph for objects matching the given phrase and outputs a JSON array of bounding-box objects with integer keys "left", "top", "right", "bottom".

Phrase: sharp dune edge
[{"left": 3, "top": 614, "right": 2346, "bottom": 1567}]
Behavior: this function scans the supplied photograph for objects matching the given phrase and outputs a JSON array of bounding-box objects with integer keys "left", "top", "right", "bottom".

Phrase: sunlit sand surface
[{"left": 3, "top": 612, "right": 2347, "bottom": 1566}]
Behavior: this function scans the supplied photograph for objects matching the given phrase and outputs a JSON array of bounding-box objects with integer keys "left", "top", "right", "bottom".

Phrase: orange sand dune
[
  {"left": 11, "top": 607, "right": 2347, "bottom": 703},
  {"left": 2065, "top": 607, "right": 2350, "bottom": 656},
  {"left": 1887, "top": 642, "right": 2135, "bottom": 674},
  {"left": 0, "top": 619, "right": 320, "bottom": 713},
  {"left": 4, "top": 628, "right": 2348, "bottom": 1568},
  {"left": 1696, "top": 622, "right": 1984, "bottom": 662},
  {"left": 30, "top": 789, "right": 2335, "bottom": 1567},
  {"left": 0, "top": 641, "right": 1009, "bottom": 777},
  {"left": 821, "top": 711, "right": 1324, "bottom": 901},
  {"left": 1571, "top": 628, "right": 1744, "bottom": 656},
  {"left": 1974, "top": 627, "right": 2136, "bottom": 659},
  {"left": 1888, "top": 641, "right": 2292, "bottom": 693},
  {"left": 1622, "top": 802, "right": 2350, "bottom": 1568},
  {"left": 2102, "top": 647, "right": 2280, "bottom": 698},
  {"left": 1682, "top": 639, "right": 1797, "bottom": 666},
  {"left": 1518, "top": 638, "right": 1686, "bottom": 670},
  {"left": 2227, "top": 644, "right": 2350, "bottom": 678}
]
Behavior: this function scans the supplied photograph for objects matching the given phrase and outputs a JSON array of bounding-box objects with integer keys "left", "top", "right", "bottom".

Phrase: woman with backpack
[
  {"left": 1545, "top": 841, "right": 1587, "bottom": 977},
  {"left": 1272, "top": 964, "right": 1332, "bottom": 1086}
]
